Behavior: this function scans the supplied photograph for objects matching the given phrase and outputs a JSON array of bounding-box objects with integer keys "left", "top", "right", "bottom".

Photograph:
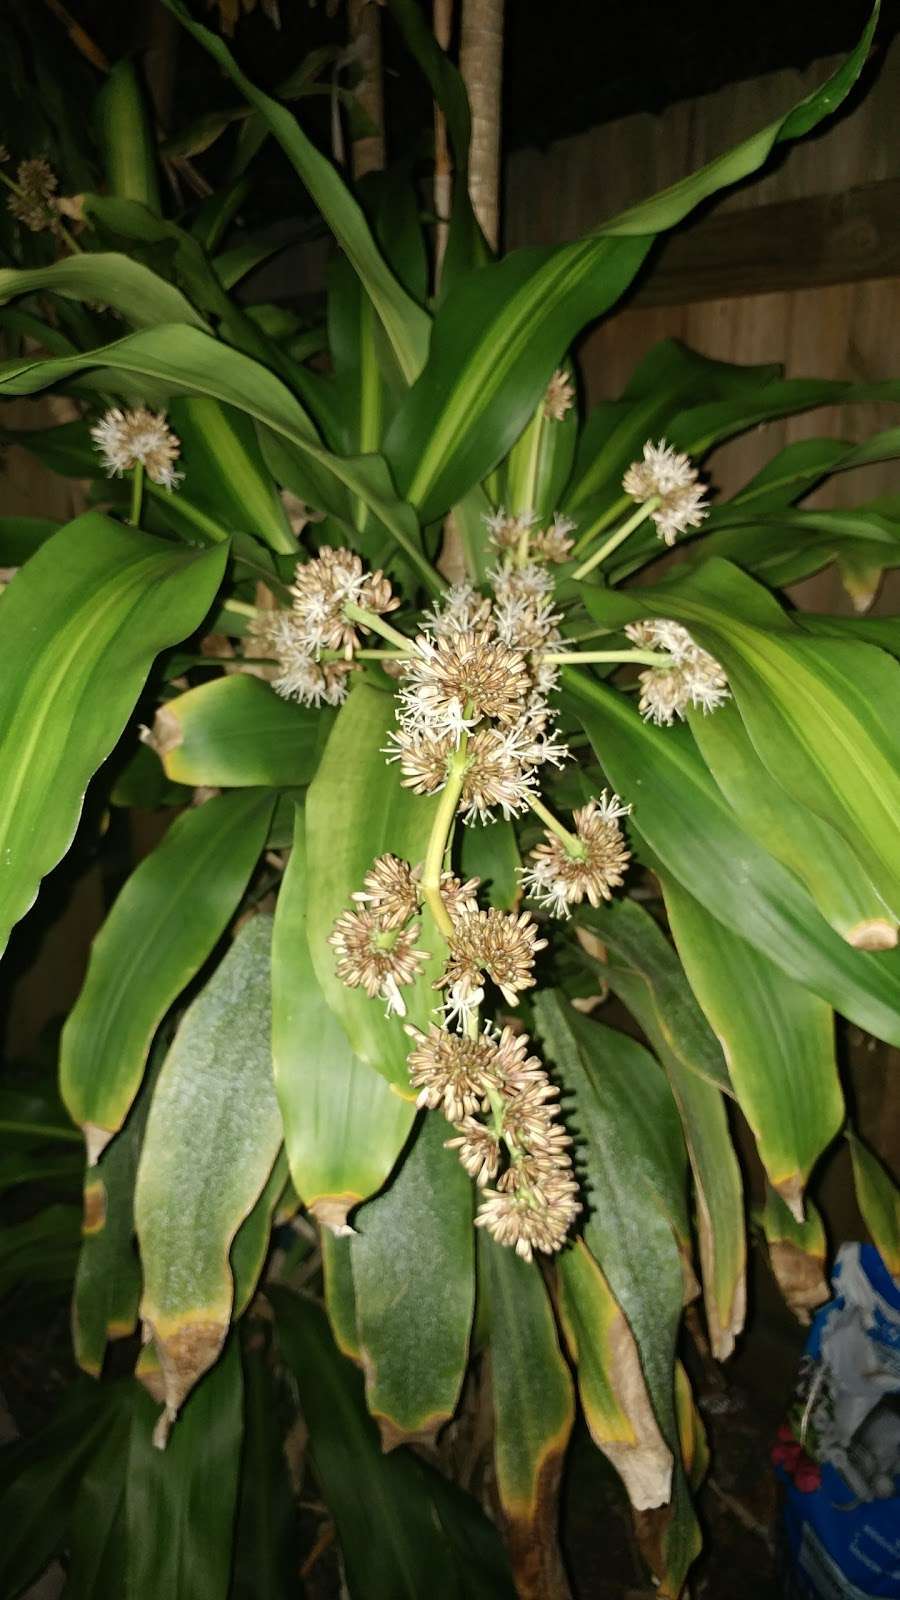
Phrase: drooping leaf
[
  {"left": 167, "top": 396, "right": 296, "bottom": 554},
  {"left": 847, "top": 1129, "right": 900, "bottom": 1277},
  {"left": 661, "top": 873, "right": 843, "bottom": 1217},
  {"left": 72, "top": 1074, "right": 153, "bottom": 1376},
  {"left": 759, "top": 1185, "right": 829, "bottom": 1324},
  {"left": 134, "top": 916, "right": 283, "bottom": 1428},
  {"left": 61, "top": 788, "right": 274, "bottom": 1157},
  {"left": 485, "top": 1239, "right": 575, "bottom": 1600},
  {"left": 690, "top": 699, "right": 897, "bottom": 949},
  {"left": 270, "top": 1288, "right": 515, "bottom": 1598},
  {"left": 0, "top": 1380, "right": 127, "bottom": 1600},
  {"left": 127, "top": 1338, "right": 243, "bottom": 1600},
  {"left": 152, "top": 673, "right": 332, "bottom": 788},
  {"left": 0, "top": 512, "right": 227, "bottom": 958},
  {"left": 564, "top": 670, "right": 900, "bottom": 1048},
  {"left": 0, "top": 254, "right": 208, "bottom": 330},
  {"left": 569, "top": 914, "right": 743, "bottom": 1356},
  {"left": 272, "top": 804, "right": 415, "bottom": 1231},
  {"left": 305, "top": 679, "right": 442, "bottom": 1090},
  {"left": 558, "top": 1238, "right": 672, "bottom": 1511},
  {"left": 321, "top": 1231, "right": 361, "bottom": 1361},
  {"left": 163, "top": 0, "right": 431, "bottom": 386},
  {"left": 0, "top": 325, "right": 439, "bottom": 592},
  {"left": 535, "top": 991, "right": 701, "bottom": 1597},
  {"left": 383, "top": 19, "right": 877, "bottom": 522},
  {"left": 351, "top": 1113, "right": 474, "bottom": 1449},
  {"left": 230, "top": 1147, "right": 290, "bottom": 1319}
]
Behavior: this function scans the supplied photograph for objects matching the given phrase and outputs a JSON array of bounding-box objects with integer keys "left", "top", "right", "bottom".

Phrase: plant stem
[
  {"left": 513, "top": 405, "right": 544, "bottom": 565},
  {"left": 420, "top": 730, "right": 471, "bottom": 939},
  {"left": 541, "top": 648, "right": 671, "bottom": 667},
  {"left": 222, "top": 599, "right": 260, "bottom": 619},
  {"left": 128, "top": 462, "right": 144, "bottom": 528},
  {"left": 524, "top": 790, "right": 581, "bottom": 853},
  {"left": 572, "top": 499, "right": 657, "bottom": 581},
  {"left": 571, "top": 493, "right": 630, "bottom": 556},
  {"left": 342, "top": 600, "right": 413, "bottom": 653}
]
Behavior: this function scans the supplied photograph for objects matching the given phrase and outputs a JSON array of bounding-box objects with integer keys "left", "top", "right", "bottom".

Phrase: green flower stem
[
  {"left": 320, "top": 647, "right": 406, "bottom": 661},
  {"left": 541, "top": 648, "right": 672, "bottom": 667},
  {"left": 570, "top": 493, "right": 630, "bottom": 556},
  {"left": 128, "top": 462, "right": 145, "bottom": 529},
  {"left": 513, "top": 404, "right": 545, "bottom": 565},
  {"left": 420, "top": 730, "right": 471, "bottom": 941},
  {"left": 342, "top": 600, "right": 413, "bottom": 653},
  {"left": 222, "top": 599, "right": 260, "bottom": 620},
  {"left": 524, "top": 790, "right": 584, "bottom": 856},
  {"left": 571, "top": 498, "right": 659, "bottom": 581}
]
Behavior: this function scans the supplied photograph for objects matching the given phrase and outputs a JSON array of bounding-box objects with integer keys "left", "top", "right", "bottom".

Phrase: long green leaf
[
  {"left": 72, "top": 1076, "right": 152, "bottom": 1375},
  {"left": 535, "top": 991, "right": 701, "bottom": 1597},
  {"left": 272, "top": 804, "right": 414, "bottom": 1231},
  {"left": 134, "top": 917, "right": 283, "bottom": 1426},
  {"left": 558, "top": 1238, "right": 673, "bottom": 1511},
  {"left": 621, "top": 559, "right": 900, "bottom": 919},
  {"left": 163, "top": 0, "right": 431, "bottom": 385},
  {"left": 661, "top": 874, "right": 843, "bottom": 1217},
  {"left": 384, "top": 15, "right": 876, "bottom": 522},
  {"left": 485, "top": 1239, "right": 574, "bottom": 1600},
  {"left": 167, "top": 395, "right": 295, "bottom": 554},
  {"left": 230, "top": 1148, "right": 290, "bottom": 1318},
  {"left": 690, "top": 699, "right": 897, "bottom": 948},
  {"left": 305, "top": 679, "right": 443, "bottom": 1090},
  {"left": 0, "top": 254, "right": 208, "bottom": 330},
  {"left": 96, "top": 58, "right": 161, "bottom": 212},
  {"left": 127, "top": 1339, "right": 243, "bottom": 1598},
  {"left": 61, "top": 788, "right": 273, "bottom": 1156},
  {"left": 759, "top": 1185, "right": 829, "bottom": 1324},
  {"left": 847, "top": 1129, "right": 900, "bottom": 1277},
  {"left": 154, "top": 673, "right": 331, "bottom": 788},
  {"left": 0, "top": 512, "right": 227, "bottom": 958},
  {"left": 351, "top": 1114, "right": 474, "bottom": 1448},
  {"left": 564, "top": 671, "right": 900, "bottom": 1047},
  {"left": 0, "top": 325, "right": 439, "bottom": 592},
  {"left": 270, "top": 1288, "right": 515, "bottom": 1598}
]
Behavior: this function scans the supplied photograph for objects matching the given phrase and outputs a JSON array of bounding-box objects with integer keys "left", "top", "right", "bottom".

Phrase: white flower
[
  {"left": 420, "top": 582, "right": 492, "bottom": 638},
  {"left": 622, "top": 438, "right": 708, "bottom": 545},
  {"left": 625, "top": 618, "right": 729, "bottom": 725},
  {"left": 90, "top": 407, "right": 183, "bottom": 490}
]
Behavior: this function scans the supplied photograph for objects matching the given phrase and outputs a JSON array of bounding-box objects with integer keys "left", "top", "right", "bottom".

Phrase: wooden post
[
  {"left": 348, "top": 0, "right": 386, "bottom": 180},
  {"left": 460, "top": 0, "right": 505, "bottom": 249},
  {"left": 433, "top": 0, "right": 454, "bottom": 286}
]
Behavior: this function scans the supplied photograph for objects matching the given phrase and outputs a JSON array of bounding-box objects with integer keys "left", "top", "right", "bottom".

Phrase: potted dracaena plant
[{"left": 0, "top": 2, "right": 898, "bottom": 1597}]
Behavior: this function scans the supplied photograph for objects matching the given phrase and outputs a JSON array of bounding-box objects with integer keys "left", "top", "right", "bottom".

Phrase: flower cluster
[
  {"left": 329, "top": 850, "right": 580, "bottom": 1258},
  {"left": 625, "top": 618, "right": 730, "bottom": 725},
  {"left": 522, "top": 793, "right": 632, "bottom": 919},
  {"left": 408, "top": 1021, "right": 580, "bottom": 1260},
  {"left": 90, "top": 407, "right": 183, "bottom": 491},
  {"left": 543, "top": 368, "right": 576, "bottom": 423},
  {"left": 622, "top": 438, "right": 709, "bottom": 545},
  {"left": 248, "top": 547, "right": 398, "bottom": 709},
  {"left": 6, "top": 156, "right": 60, "bottom": 234}
]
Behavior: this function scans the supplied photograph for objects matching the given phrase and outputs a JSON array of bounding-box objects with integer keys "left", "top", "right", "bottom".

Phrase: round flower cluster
[
  {"left": 6, "top": 155, "right": 61, "bottom": 234},
  {"left": 329, "top": 850, "right": 579, "bottom": 1260},
  {"left": 622, "top": 439, "right": 709, "bottom": 545},
  {"left": 248, "top": 547, "right": 398, "bottom": 708},
  {"left": 90, "top": 407, "right": 183, "bottom": 491},
  {"left": 407, "top": 1020, "right": 580, "bottom": 1261},
  {"left": 521, "top": 793, "right": 632, "bottom": 919},
  {"left": 625, "top": 618, "right": 730, "bottom": 725}
]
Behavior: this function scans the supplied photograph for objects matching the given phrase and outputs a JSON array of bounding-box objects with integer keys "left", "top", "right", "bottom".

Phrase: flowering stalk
[
  {"left": 341, "top": 600, "right": 413, "bottom": 653},
  {"left": 541, "top": 647, "right": 673, "bottom": 667},
  {"left": 523, "top": 790, "right": 581, "bottom": 853},
  {"left": 570, "top": 493, "right": 630, "bottom": 557},
  {"left": 0, "top": 160, "right": 82, "bottom": 254},
  {"left": 571, "top": 499, "right": 659, "bottom": 581},
  {"left": 129, "top": 462, "right": 144, "bottom": 529},
  {"left": 420, "top": 726, "right": 471, "bottom": 939}
]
